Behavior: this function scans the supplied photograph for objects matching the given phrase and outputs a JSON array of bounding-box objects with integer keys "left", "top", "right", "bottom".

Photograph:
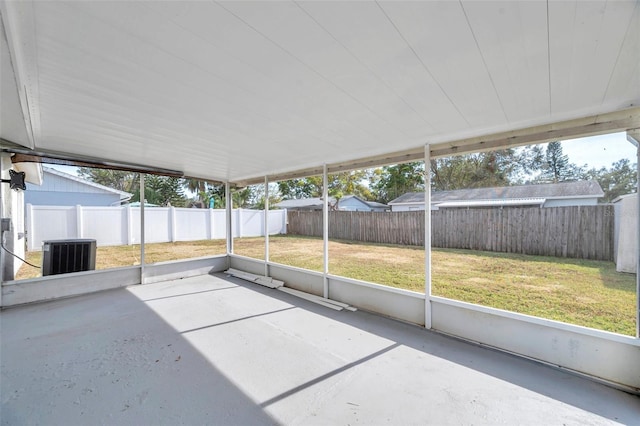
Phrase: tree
[
  {"left": 277, "top": 177, "right": 323, "bottom": 199},
  {"left": 372, "top": 162, "right": 424, "bottom": 204},
  {"left": 77, "top": 167, "right": 139, "bottom": 194},
  {"left": 276, "top": 171, "right": 373, "bottom": 201},
  {"left": 136, "top": 175, "right": 186, "bottom": 206},
  {"left": 584, "top": 158, "right": 637, "bottom": 202},
  {"left": 429, "top": 148, "right": 542, "bottom": 192},
  {"left": 535, "top": 141, "right": 586, "bottom": 183},
  {"left": 207, "top": 184, "right": 226, "bottom": 208},
  {"left": 233, "top": 186, "right": 255, "bottom": 208},
  {"left": 184, "top": 178, "right": 209, "bottom": 201}
]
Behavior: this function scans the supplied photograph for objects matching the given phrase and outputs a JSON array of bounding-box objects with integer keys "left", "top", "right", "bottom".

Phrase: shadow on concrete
[
  {"left": 2, "top": 272, "right": 638, "bottom": 425},
  {"left": 0, "top": 285, "right": 279, "bottom": 426},
  {"left": 217, "top": 273, "right": 640, "bottom": 424}
]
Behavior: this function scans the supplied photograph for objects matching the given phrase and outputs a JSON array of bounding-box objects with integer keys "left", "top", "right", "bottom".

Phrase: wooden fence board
[{"left": 286, "top": 206, "right": 614, "bottom": 261}]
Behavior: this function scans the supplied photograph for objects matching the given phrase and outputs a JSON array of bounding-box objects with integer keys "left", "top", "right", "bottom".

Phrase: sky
[{"left": 560, "top": 132, "right": 637, "bottom": 169}]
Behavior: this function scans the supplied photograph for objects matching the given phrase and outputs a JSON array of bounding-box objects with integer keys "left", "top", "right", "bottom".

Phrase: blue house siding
[
  {"left": 338, "top": 196, "right": 388, "bottom": 212},
  {"left": 338, "top": 197, "right": 371, "bottom": 211},
  {"left": 24, "top": 167, "right": 130, "bottom": 206},
  {"left": 24, "top": 191, "right": 122, "bottom": 207}
]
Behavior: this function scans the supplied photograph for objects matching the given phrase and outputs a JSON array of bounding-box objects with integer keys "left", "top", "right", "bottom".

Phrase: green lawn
[{"left": 16, "top": 235, "right": 637, "bottom": 336}]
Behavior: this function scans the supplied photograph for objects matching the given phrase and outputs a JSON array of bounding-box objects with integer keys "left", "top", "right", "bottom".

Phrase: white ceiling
[{"left": 1, "top": 1, "right": 639, "bottom": 184}]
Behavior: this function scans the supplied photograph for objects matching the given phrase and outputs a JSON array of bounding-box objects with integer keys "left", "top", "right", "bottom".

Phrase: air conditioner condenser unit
[{"left": 42, "top": 239, "right": 97, "bottom": 276}]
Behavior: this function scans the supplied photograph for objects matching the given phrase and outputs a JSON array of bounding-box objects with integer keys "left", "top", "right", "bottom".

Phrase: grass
[{"left": 15, "top": 235, "right": 637, "bottom": 336}]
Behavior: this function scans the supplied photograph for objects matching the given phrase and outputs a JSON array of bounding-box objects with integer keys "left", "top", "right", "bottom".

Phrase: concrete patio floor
[{"left": 1, "top": 273, "right": 639, "bottom": 425}]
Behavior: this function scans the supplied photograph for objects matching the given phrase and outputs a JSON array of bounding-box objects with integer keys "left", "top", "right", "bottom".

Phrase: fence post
[
  {"left": 209, "top": 208, "right": 214, "bottom": 240},
  {"left": 26, "top": 203, "right": 34, "bottom": 250},
  {"left": 76, "top": 205, "right": 83, "bottom": 239},
  {"left": 282, "top": 208, "right": 287, "bottom": 235},
  {"left": 126, "top": 204, "right": 133, "bottom": 245},
  {"left": 170, "top": 206, "right": 177, "bottom": 242},
  {"left": 237, "top": 208, "right": 243, "bottom": 238}
]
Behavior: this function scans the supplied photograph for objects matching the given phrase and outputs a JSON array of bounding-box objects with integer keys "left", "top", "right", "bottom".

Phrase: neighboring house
[
  {"left": 25, "top": 167, "right": 132, "bottom": 206},
  {"left": 275, "top": 195, "right": 388, "bottom": 212},
  {"left": 336, "top": 195, "right": 389, "bottom": 212},
  {"left": 388, "top": 181, "right": 604, "bottom": 212},
  {"left": 275, "top": 197, "right": 331, "bottom": 211}
]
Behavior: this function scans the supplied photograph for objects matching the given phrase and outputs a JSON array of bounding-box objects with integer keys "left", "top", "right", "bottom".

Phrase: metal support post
[
  {"left": 323, "top": 164, "right": 329, "bottom": 299},
  {"left": 425, "top": 145, "right": 432, "bottom": 329},
  {"left": 264, "top": 176, "right": 269, "bottom": 277},
  {"left": 140, "top": 173, "right": 145, "bottom": 284},
  {"left": 226, "top": 181, "right": 233, "bottom": 255},
  {"left": 626, "top": 131, "right": 639, "bottom": 339}
]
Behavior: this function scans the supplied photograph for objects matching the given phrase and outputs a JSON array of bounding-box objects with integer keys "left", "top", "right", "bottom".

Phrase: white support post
[
  {"left": 140, "top": 174, "right": 145, "bottom": 283},
  {"left": 425, "top": 144, "right": 432, "bottom": 329},
  {"left": 0, "top": 155, "right": 4, "bottom": 293},
  {"left": 636, "top": 142, "right": 639, "bottom": 339},
  {"left": 225, "top": 182, "right": 233, "bottom": 255},
  {"left": 264, "top": 177, "right": 269, "bottom": 277},
  {"left": 237, "top": 208, "right": 243, "bottom": 239},
  {"left": 626, "top": 131, "right": 640, "bottom": 339},
  {"left": 76, "top": 205, "right": 83, "bottom": 239},
  {"left": 323, "top": 164, "right": 329, "bottom": 299}
]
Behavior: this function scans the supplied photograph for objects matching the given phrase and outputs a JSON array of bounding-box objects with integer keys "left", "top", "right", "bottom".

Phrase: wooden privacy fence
[{"left": 287, "top": 205, "right": 615, "bottom": 261}]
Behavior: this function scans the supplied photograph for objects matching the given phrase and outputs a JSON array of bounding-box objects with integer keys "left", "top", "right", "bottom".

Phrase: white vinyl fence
[{"left": 25, "top": 204, "right": 287, "bottom": 251}]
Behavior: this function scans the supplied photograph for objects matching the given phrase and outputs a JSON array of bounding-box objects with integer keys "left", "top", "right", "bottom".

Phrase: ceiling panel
[
  {"left": 379, "top": 1, "right": 507, "bottom": 128},
  {"left": 295, "top": 1, "right": 468, "bottom": 134},
  {"left": 0, "top": 18, "right": 31, "bottom": 148},
  {"left": 1, "top": 0, "right": 638, "bottom": 183},
  {"left": 461, "top": 1, "right": 550, "bottom": 123},
  {"left": 549, "top": 0, "right": 637, "bottom": 115},
  {"left": 603, "top": 1, "right": 640, "bottom": 108}
]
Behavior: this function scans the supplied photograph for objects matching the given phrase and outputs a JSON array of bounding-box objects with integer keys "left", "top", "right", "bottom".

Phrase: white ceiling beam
[
  {"left": 429, "top": 106, "right": 640, "bottom": 158},
  {"left": 236, "top": 107, "right": 640, "bottom": 186}
]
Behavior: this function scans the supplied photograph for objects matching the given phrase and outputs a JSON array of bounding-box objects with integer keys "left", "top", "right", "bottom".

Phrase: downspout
[{"left": 626, "top": 132, "right": 639, "bottom": 339}]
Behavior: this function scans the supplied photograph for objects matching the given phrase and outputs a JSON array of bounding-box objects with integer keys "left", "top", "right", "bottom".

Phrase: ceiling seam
[
  {"left": 375, "top": 1, "right": 470, "bottom": 128},
  {"left": 458, "top": 1, "right": 509, "bottom": 124},
  {"left": 293, "top": 1, "right": 436, "bottom": 132},
  {"left": 49, "top": 3, "right": 341, "bottom": 151},
  {"left": 213, "top": 1, "right": 415, "bottom": 140},
  {"left": 140, "top": 2, "right": 370, "bottom": 150},
  {"left": 601, "top": 0, "right": 639, "bottom": 106},
  {"left": 28, "top": 0, "right": 42, "bottom": 147},
  {"left": 546, "top": 0, "right": 552, "bottom": 116}
]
